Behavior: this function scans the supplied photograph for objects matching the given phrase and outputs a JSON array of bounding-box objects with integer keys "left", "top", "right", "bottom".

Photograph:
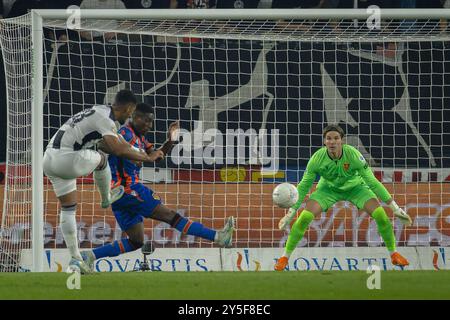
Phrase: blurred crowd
[{"left": 0, "top": 0, "right": 449, "bottom": 19}]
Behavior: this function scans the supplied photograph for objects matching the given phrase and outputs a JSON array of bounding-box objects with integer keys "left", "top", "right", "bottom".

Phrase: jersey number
[{"left": 69, "top": 108, "right": 96, "bottom": 127}]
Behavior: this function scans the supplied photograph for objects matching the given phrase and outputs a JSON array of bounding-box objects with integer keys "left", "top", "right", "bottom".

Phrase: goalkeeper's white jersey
[{"left": 47, "top": 104, "right": 118, "bottom": 151}]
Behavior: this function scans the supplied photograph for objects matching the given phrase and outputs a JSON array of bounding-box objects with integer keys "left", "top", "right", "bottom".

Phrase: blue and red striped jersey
[{"left": 109, "top": 123, "right": 153, "bottom": 191}]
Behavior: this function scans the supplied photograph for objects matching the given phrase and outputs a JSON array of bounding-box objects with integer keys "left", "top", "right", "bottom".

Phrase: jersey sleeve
[
  {"left": 118, "top": 127, "right": 134, "bottom": 143},
  {"left": 351, "top": 147, "right": 392, "bottom": 203},
  {"left": 292, "top": 153, "right": 318, "bottom": 210},
  {"left": 142, "top": 137, "right": 154, "bottom": 151},
  {"left": 96, "top": 116, "right": 118, "bottom": 137}
]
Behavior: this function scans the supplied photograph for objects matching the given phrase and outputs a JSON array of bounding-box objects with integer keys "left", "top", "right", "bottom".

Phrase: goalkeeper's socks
[
  {"left": 371, "top": 206, "right": 396, "bottom": 252},
  {"left": 93, "top": 238, "right": 137, "bottom": 259},
  {"left": 171, "top": 214, "right": 216, "bottom": 241},
  {"left": 60, "top": 205, "right": 83, "bottom": 261},
  {"left": 93, "top": 160, "right": 112, "bottom": 205},
  {"left": 284, "top": 209, "right": 315, "bottom": 256}
]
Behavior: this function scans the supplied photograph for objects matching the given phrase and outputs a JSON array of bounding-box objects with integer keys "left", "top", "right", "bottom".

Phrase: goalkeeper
[{"left": 275, "top": 125, "right": 412, "bottom": 271}]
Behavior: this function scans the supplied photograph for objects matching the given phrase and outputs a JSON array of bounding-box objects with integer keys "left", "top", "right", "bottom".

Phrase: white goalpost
[{"left": 0, "top": 9, "right": 449, "bottom": 272}]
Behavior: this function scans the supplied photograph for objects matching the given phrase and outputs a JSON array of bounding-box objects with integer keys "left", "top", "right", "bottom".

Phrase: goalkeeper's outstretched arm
[
  {"left": 278, "top": 158, "right": 317, "bottom": 230},
  {"left": 358, "top": 162, "right": 412, "bottom": 226}
]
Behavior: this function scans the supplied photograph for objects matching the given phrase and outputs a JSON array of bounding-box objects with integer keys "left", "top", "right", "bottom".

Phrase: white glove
[
  {"left": 278, "top": 207, "right": 297, "bottom": 230},
  {"left": 389, "top": 201, "right": 412, "bottom": 227}
]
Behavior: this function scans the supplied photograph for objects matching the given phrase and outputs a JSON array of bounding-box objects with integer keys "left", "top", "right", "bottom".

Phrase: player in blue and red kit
[{"left": 81, "top": 103, "right": 235, "bottom": 270}]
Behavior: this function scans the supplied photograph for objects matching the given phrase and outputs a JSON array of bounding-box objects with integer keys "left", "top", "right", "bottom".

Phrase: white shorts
[{"left": 43, "top": 148, "right": 102, "bottom": 197}]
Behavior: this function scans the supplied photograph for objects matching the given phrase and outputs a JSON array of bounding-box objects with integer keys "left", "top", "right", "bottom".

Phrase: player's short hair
[
  {"left": 323, "top": 124, "right": 345, "bottom": 138},
  {"left": 114, "top": 89, "right": 137, "bottom": 106},
  {"left": 135, "top": 102, "right": 154, "bottom": 115}
]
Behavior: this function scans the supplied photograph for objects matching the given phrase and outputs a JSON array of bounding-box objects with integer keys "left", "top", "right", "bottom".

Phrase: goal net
[{"left": 0, "top": 9, "right": 449, "bottom": 271}]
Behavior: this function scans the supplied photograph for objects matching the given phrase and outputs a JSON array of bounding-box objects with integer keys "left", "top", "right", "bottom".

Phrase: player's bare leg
[
  {"left": 58, "top": 191, "right": 91, "bottom": 274},
  {"left": 125, "top": 223, "right": 145, "bottom": 246},
  {"left": 364, "top": 198, "right": 409, "bottom": 267},
  {"left": 93, "top": 152, "right": 124, "bottom": 208},
  {"left": 275, "top": 200, "right": 321, "bottom": 271}
]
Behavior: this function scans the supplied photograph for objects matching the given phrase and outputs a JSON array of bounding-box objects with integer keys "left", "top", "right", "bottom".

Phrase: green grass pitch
[{"left": 1, "top": 271, "right": 450, "bottom": 300}]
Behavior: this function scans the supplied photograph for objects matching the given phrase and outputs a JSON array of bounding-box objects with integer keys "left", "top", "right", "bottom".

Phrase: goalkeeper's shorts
[
  {"left": 112, "top": 183, "right": 162, "bottom": 232},
  {"left": 309, "top": 184, "right": 377, "bottom": 212}
]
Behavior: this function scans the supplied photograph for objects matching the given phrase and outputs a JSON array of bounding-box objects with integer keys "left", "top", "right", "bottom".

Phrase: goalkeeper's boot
[
  {"left": 274, "top": 256, "right": 289, "bottom": 271},
  {"left": 67, "top": 257, "right": 92, "bottom": 275},
  {"left": 81, "top": 250, "right": 96, "bottom": 273},
  {"left": 391, "top": 252, "right": 409, "bottom": 267},
  {"left": 215, "top": 216, "right": 236, "bottom": 248},
  {"left": 101, "top": 185, "right": 125, "bottom": 209}
]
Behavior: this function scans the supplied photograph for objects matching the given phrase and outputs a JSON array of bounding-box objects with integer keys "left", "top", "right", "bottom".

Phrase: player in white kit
[{"left": 43, "top": 89, "right": 164, "bottom": 273}]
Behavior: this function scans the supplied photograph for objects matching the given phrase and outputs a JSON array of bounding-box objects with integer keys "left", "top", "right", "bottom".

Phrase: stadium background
[
  {"left": 0, "top": 39, "right": 448, "bottom": 251},
  {"left": 0, "top": 0, "right": 448, "bottom": 268}
]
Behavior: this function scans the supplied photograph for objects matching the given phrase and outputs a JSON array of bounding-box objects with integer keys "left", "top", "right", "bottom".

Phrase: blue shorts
[{"left": 112, "top": 183, "right": 162, "bottom": 231}]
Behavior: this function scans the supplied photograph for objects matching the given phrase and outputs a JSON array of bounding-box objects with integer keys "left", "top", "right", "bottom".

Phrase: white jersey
[{"left": 47, "top": 105, "right": 118, "bottom": 151}]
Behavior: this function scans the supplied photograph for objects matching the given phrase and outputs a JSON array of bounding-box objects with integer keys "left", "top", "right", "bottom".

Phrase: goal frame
[{"left": 27, "top": 8, "right": 450, "bottom": 271}]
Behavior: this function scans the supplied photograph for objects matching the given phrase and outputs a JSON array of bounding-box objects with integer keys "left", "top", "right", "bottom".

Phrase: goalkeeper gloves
[
  {"left": 278, "top": 207, "right": 298, "bottom": 230},
  {"left": 389, "top": 200, "right": 412, "bottom": 227}
]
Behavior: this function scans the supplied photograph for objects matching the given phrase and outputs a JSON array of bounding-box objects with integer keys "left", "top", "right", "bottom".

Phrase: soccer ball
[{"left": 272, "top": 183, "right": 299, "bottom": 208}]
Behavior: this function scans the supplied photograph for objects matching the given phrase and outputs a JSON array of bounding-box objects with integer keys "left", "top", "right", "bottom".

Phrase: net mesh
[
  {"left": 0, "top": 11, "right": 449, "bottom": 271},
  {"left": 0, "top": 14, "right": 32, "bottom": 271},
  {"left": 43, "top": 17, "right": 450, "bottom": 42}
]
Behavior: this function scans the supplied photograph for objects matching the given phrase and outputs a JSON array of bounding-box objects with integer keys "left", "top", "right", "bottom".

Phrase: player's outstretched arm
[
  {"left": 158, "top": 120, "right": 179, "bottom": 156},
  {"left": 358, "top": 160, "right": 412, "bottom": 226},
  {"left": 101, "top": 134, "right": 159, "bottom": 162},
  {"left": 146, "top": 149, "right": 165, "bottom": 162},
  {"left": 278, "top": 159, "right": 317, "bottom": 230},
  {"left": 386, "top": 198, "right": 412, "bottom": 226},
  {"left": 142, "top": 121, "right": 179, "bottom": 162}
]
